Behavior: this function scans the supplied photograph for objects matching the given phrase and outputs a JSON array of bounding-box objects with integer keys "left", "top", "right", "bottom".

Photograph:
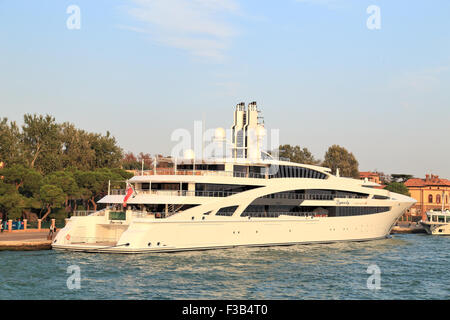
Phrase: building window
[
  {"left": 436, "top": 194, "right": 441, "bottom": 204},
  {"left": 428, "top": 194, "right": 433, "bottom": 203}
]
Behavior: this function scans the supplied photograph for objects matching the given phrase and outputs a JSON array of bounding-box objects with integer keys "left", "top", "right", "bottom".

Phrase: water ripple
[{"left": 0, "top": 234, "right": 448, "bottom": 299}]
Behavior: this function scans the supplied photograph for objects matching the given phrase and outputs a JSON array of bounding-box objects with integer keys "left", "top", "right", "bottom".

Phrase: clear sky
[{"left": 1, "top": 0, "right": 449, "bottom": 178}]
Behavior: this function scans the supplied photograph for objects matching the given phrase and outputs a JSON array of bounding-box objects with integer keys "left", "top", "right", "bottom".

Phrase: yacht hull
[
  {"left": 419, "top": 221, "right": 450, "bottom": 235},
  {"left": 52, "top": 206, "right": 404, "bottom": 254}
]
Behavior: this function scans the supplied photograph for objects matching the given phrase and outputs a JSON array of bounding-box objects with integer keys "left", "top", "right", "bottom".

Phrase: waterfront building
[
  {"left": 359, "top": 172, "right": 382, "bottom": 184},
  {"left": 404, "top": 174, "right": 450, "bottom": 221}
]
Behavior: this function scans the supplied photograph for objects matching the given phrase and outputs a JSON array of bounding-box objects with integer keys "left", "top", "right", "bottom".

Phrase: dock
[
  {"left": 391, "top": 222, "right": 426, "bottom": 234},
  {"left": 0, "top": 231, "right": 53, "bottom": 251}
]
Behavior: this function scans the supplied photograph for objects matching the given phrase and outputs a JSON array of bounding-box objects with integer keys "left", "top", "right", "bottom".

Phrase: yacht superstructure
[{"left": 52, "top": 102, "right": 416, "bottom": 253}]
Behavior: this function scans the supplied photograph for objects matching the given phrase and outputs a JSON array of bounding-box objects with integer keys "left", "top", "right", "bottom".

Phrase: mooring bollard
[
  {"left": 37, "top": 219, "right": 42, "bottom": 230},
  {"left": 8, "top": 220, "right": 12, "bottom": 232},
  {"left": 23, "top": 219, "right": 28, "bottom": 231}
]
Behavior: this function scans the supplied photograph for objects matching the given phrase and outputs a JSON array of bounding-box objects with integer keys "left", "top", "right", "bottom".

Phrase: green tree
[
  {"left": 21, "top": 114, "right": 63, "bottom": 173},
  {"left": 43, "top": 171, "right": 79, "bottom": 214},
  {"left": 39, "top": 184, "right": 66, "bottom": 221},
  {"left": 278, "top": 144, "right": 320, "bottom": 165},
  {"left": 73, "top": 171, "right": 101, "bottom": 211},
  {"left": 322, "top": 145, "right": 359, "bottom": 178},
  {"left": 0, "top": 181, "right": 26, "bottom": 220},
  {"left": 89, "top": 131, "right": 123, "bottom": 169},
  {"left": 74, "top": 168, "right": 132, "bottom": 211},
  {"left": 385, "top": 182, "right": 410, "bottom": 196},
  {"left": 121, "top": 152, "right": 140, "bottom": 170},
  {"left": 109, "top": 168, "right": 134, "bottom": 180},
  {"left": 391, "top": 174, "right": 414, "bottom": 183},
  {"left": 0, "top": 114, "right": 129, "bottom": 219},
  {"left": 0, "top": 118, "right": 23, "bottom": 167},
  {"left": 0, "top": 165, "right": 42, "bottom": 220},
  {"left": 60, "top": 123, "right": 96, "bottom": 170},
  {"left": 0, "top": 164, "right": 42, "bottom": 194}
]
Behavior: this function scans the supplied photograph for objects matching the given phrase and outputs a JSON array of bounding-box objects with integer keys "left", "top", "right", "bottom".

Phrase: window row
[
  {"left": 260, "top": 189, "right": 368, "bottom": 200},
  {"left": 221, "top": 205, "right": 391, "bottom": 218},
  {"left": 268, "top": 165, "right": 327, "bottom": 179},
  {"left": 428, "top": 194, "right": 448, "bottom": 204}
]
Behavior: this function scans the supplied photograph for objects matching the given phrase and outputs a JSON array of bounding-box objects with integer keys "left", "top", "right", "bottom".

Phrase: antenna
[{"left": 202, "top": 112, "right": 205, "bottom": 160}]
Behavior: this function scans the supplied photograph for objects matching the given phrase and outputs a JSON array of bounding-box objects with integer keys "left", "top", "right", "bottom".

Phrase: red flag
[{"left": 123, "top": 184, "right": 133, "bottom": 208}]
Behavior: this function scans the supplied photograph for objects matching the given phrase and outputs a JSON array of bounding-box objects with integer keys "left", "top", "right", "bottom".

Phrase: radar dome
[
  {"left": 183, "top": 149, "right": 195, "bottom": 159},
  {"left": 256, "top": 126, "right": 266, "bottom": 137},
  {"left": 215, "top": 127, "right": 226, "bottom": 141}
]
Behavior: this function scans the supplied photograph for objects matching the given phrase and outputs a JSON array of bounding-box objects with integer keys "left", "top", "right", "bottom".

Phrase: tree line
[
  {"left": 0, "top": 114, "right": 133, "bottom": 221},
  {"left": 0, "top": 115, "right": 123, "bottom": 173}
]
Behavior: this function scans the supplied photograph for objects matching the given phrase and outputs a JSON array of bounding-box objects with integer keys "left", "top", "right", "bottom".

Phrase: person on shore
[
  {"left": 0, "top": 222, "right": 3, "bottom": 233},
  {"left": 48, "top": 224, "right": 54, "bottom": 240}
]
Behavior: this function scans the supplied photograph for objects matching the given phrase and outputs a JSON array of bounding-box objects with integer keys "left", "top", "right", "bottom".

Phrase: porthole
[
  {"left": 192, "top": 216, "right": 195, "bottom": 220},
  {"left": 148, "top": 242, "right": 151, "bottom": 247},
  {"left": 202, "top": 216, "right": 205, "bottom": 220},
  {"left": 157, "top": 242, "right": 160, "bottom": 246}
]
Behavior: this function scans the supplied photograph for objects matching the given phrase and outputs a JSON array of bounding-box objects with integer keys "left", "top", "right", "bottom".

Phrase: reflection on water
[{"left": 0, "top": 234, "right": 448, "bottom": 299}]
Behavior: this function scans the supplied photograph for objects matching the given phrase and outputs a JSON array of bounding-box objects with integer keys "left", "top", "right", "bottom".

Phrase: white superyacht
[{"left": 52, "top": 102, "right": 416, "bottom": 253}]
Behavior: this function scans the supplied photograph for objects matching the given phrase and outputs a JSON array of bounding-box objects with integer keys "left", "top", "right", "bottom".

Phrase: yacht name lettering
[
  {"left": 336, "top": 200, "right": 350, "bottom": 205},
  {"left": 182, "top": 304, "right": 216, "bottom": 318}
]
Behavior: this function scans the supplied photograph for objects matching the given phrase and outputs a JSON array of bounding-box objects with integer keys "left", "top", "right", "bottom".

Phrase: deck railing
[
  {"left": 133, "top": 169, "right": 267, "bottom": 179},
  {"left": 72, "top": 210, "right": 96, "bottom": 216},
  {"left": 241, "top": 212, "right": 326, "bottom": 218},
  {"left": 110, "top": 189, "right": 367, "bottom": 201},
  {"left": 72, "top": 209, "right": 107, "bottom": 217},
  {"left": 110, "top": 189, "right": 240, "bottom": 197}
]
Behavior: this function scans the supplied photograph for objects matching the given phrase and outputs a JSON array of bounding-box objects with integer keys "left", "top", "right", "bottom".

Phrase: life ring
[{"left": 66, "top": 234, "right": 71, "bottom": 241}]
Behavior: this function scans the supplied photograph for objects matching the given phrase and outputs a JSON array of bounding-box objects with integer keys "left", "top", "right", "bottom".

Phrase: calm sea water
[{"left": 0, "top": 234, "right": 448, "bottom": 300}]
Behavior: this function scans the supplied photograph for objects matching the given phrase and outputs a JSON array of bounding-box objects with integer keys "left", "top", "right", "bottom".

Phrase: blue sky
[{"left": 1, "top": 0, "right": 449, "bottom": 178}]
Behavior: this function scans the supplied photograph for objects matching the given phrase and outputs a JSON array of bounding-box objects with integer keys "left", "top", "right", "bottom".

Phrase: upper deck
[
  {"left": 425, "top": 210, "right": 450, "bottom": 223},
  {"left": 128, "top": 158, "right": 332, "bottom": 183}
]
